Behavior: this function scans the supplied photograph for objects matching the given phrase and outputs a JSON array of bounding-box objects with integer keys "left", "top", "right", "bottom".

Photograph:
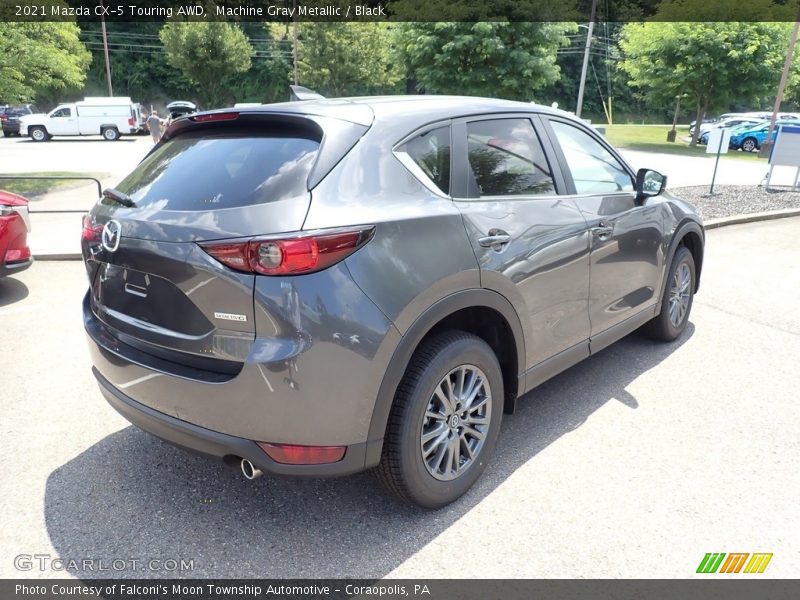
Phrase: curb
[
  {"left": 30, "top": 208, "right": 800, "bottom": 261},
  {"left": 31, "top": 253, "right": 81, "bottom": 261},
  {"left": 703, "top": 208, "right": 800, "bottom": 230}
]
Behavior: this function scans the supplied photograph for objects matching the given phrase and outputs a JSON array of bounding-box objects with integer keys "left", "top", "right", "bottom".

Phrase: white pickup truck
[{"left": 20, "top": 97, "right": 141, "bottom": 142}]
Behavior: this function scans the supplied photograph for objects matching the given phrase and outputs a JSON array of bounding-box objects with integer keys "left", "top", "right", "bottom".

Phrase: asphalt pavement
[{"left": 0, "top": 218, "right": 797, "bottom": 579}]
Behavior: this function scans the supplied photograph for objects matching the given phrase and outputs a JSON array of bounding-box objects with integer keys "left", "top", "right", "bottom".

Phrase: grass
[
  {"left": 604, "top": 125, "right": 764, "bottom": 161},
  {"left": 0, "top": 172, "right": 108, "bottom": 198}
]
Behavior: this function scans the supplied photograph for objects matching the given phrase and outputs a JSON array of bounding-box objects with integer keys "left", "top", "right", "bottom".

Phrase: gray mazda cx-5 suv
[{"left": 82, "top": 96, "right": 704, "bottom": 508}]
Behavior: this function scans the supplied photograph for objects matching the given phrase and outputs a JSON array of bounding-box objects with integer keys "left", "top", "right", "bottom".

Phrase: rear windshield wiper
[{"left": 102, "top": 188, "right": 136, "bottom": 208}]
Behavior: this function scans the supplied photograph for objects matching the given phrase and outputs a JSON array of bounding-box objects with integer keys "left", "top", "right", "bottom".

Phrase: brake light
[
  {"left": 256, "top": 442, "right": 346, "bottom": 465},
  {"left": 81, "top": 214, "right": 103, "bottom": 244},
  {"left": 128, "top": 117, "right": 135, "bottom": 126},
  {"left": 200, "top": 226, "right": 375, "bottom": 276},
  {"left": 192, "top": 112, "right": 239, "bottom": 123}
]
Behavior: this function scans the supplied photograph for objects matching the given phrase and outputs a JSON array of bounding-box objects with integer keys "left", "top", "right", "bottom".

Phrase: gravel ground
[{"left": 670, "top": 184, "right": 800, "bottom": 219}]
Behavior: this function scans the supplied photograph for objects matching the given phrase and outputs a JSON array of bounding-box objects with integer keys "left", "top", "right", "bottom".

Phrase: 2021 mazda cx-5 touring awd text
[{"left": 82, "top": 96, "right": 704, "bottom": 508}]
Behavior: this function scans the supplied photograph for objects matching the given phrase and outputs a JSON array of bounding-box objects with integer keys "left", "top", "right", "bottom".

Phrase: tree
[
  {"left": 619, "top": 2, "right": 792, "bottom": 144},
  {"left": 394, "top": 22, "right": 576, "bottom": 101},
  {"left": 160, "top": 21, "right": 252, "bottom": 107},
  {"left": 80, "top": 22, "right": 195, "bottom": 108},
  {"left": 297, "top": 23, "right": 402, "bottom": 97},
  {"left": 0, "top": 23, "right": 91, "bottom": 104}
]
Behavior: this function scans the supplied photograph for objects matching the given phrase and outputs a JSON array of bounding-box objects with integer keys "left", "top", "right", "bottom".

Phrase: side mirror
[{"left": 635, "top": 168, "right": 667, "bottom": 201}]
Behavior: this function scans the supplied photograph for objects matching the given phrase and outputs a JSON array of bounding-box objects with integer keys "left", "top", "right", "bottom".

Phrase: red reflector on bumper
[
  {"left": 5, "top": 246, "right": 30, "bottom": 263},
  {"left": 257, "top": 442, "right": 346, "bottom": 465}
]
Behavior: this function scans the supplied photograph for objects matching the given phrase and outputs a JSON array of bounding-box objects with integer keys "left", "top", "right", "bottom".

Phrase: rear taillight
[
  {"left": 128, "top": 117, "right": 135, "bottom": 126},
  {"left": 256, "top": 442, "right": 346, "bottom": 465},
  {"left": 200, "top": 226, "right": 375, "bottom": 276},
  {"left": 81, "top": 214, "right": 103, "bottom": 244}
]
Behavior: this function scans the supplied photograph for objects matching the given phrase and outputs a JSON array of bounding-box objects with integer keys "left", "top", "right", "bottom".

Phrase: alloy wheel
[
  {"left": 668, "top": 262, "right": 692, "bottom": 327},
  {"left": 420, "top": 364, "right": 491, "bottom": 481}
]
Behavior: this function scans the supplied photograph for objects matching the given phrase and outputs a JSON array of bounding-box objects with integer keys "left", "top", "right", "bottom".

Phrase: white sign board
[
  {"left": 769, "top": 125, "right": 800, "bottom": 167},
  {"left": 705, "top": 128, "right": 731, "bottom": 154},
  {"left": 766, "top": 125, "right": 800, "bottom": 191}
]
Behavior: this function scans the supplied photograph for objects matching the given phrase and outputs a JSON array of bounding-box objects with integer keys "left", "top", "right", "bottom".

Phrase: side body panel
[
  {"left": 540, "top": 116, "right": 669, "bottom": 337},
  {"left": 450, "top": 114, "right": 592, "bottom": 370},
  {"left": 304, "top": 114, "right": 482, "bottom": 334}
]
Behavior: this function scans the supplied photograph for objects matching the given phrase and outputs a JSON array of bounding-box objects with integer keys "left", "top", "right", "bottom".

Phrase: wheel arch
[
  {"left": 663, "top": 220, "right": 704, "bottom": 299},
  {"left": 364, "top": 288, "right": 525, "bottom": 468}
]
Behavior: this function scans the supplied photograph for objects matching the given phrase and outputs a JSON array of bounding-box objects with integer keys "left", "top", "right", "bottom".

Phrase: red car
[{"left": 0, "top": 190, "right": 32, "bottom": 277}]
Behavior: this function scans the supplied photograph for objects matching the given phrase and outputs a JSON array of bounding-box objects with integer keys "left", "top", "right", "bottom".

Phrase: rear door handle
[
  {"left": 590, "top": 224, "right": 613, "bottom": 239},
  {"left": 478, "top": 232, "right": 511, "bottom": 248}
]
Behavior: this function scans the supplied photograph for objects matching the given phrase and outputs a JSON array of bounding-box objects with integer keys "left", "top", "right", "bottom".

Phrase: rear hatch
[{"left": 83, "top": 110, "right": 370, "bottom": 374}]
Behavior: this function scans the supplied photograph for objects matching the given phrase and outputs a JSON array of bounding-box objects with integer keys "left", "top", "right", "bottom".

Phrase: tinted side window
[
  {"left": 550, "top": 121, "right": 633, "bottom": 195},
  {"left": 399, "top": 126, "right": 451, "bottom": 194},
  {"left": 52, "top": 108, "right": 71, "bottom": 118},
  {"left": 466, "top": 118, "right": 555, "bottom": 197},
  {"left": 115, "top": 126, "right": 320, "bottom": 211}
]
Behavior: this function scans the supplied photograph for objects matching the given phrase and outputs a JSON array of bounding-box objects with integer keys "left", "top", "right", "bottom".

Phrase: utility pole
[
  {"left": 760, "top": 12, "right": 800, "bottom": 158},
  {"left": 576, "top": 0, "right": 598, "bottom": 119},
  {"left": 292, "top": 0, "right": 299, "bottom": 85},
  {"left": 100, "top": 0, "right": 113, "bottom": 96}
]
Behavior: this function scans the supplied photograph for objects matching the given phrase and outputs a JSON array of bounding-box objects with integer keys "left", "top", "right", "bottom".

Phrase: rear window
[
  {"left": 115, "top": 125, "right": 320, "bottom": 211},
  {"left": 398, "top": 126, "right": 451, "bottom": 194}
]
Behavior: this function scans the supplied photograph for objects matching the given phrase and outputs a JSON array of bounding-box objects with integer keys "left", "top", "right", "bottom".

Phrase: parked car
[
  {"left": 20, "top": 97, "right": 141, "bottom": 141},
  {"left": 165, "top": 101, "right": 197, "bottom": 121},
  {"left": 0, "top": 190, "right": 32, "bottom": 277},
  {"left": 688, "top": 117, "right": 717, "bottom": 136},
  {"left": 81, "top": 96, "right": 704, "bottom": 508},
  {"left": 730, "top": 119, "right": 797, "bottom": 152},
  {"left": 697, "top": 117, "right": 763, "bottom": 143},
  {"left": 2, "top": 104, "right": 37, "bottom": 137}
]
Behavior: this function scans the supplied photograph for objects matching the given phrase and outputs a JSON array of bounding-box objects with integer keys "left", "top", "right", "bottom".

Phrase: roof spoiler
[{"left": 290, "top": 85, "right": 325, "bottom": 101}]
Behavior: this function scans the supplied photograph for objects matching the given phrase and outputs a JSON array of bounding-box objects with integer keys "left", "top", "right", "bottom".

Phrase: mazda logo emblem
[{"left": 101, "top": 220, "right": 122, "bottom": 252}]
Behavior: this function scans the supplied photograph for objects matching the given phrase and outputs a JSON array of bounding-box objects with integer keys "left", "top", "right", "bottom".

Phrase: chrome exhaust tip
[{"left": 240, "top": 458, "right": 263, "bottom": 480}]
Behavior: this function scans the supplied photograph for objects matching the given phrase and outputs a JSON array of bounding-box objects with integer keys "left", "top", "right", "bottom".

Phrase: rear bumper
[
  {"left": 0, "top": 256, "right": 32, "bottom": 277},
  {"left": 93, "top": 366, "right": 370, "bottom": 478}
]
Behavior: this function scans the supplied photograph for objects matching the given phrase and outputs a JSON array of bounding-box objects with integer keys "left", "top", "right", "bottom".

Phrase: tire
[
  {"left": 102, "top": 127, "right": 120, "bottom": 141},
  {"left": 30, "top": 126, "right": 48, "bottom": 142},
  {"left": 377, "top": 331, "right": 504, "bottom": 508},
  {"left": 741, "top": 137, "right": 757, "bottom": 152},
  {"left": 644, "top": 246, "right": 696, "bottom": 342}
]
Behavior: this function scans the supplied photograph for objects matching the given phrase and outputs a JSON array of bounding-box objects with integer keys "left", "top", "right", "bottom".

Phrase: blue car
[
  {"left": 730, "top": 120, "right": 797, "bottom": 152},
  {"left": 698, "top": 117, "right": 763, "bottom": 145}
]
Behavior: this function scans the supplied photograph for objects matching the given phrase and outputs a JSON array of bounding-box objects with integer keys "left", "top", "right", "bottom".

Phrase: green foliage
[
  {"left": 619, "top": 17, "right": 792, "bottom": 143},
  {"left": 160, "top": 21, "right": 253, "bottom": 107},
  {"left": 0, "top": 22, "right": 91, "bottom": 104},
  {"left": 232, "top": 23, "right": 292, "bottom": 104},
  {"left": 81, "top": 22, "right": 194, "bottom": 108},
  {"left": 395, "top": 22, "right": 577, "bottom": 101},
  {"left": 389, "top": 0, "right": 578, "bottom": 21},
  {"left": 297, "top": 23, "right": 402, "bottom": 96}
]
